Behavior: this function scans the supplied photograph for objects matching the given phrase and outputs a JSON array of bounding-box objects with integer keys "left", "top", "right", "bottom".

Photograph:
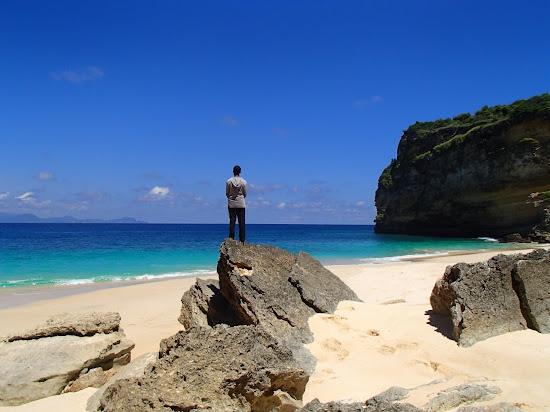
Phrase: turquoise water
[{"left": 0, "top": 223, "right": 524, "bottom": 289}]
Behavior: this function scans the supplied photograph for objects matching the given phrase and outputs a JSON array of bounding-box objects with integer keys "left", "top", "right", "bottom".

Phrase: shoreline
[
  {"left": 1, "top": 243, "right": 543, "bottom": 310},
  {"left": 0, "top": 271, "right": 218, "bottom": 310},
  {"left": 1, "top": 245, "right": 548, "bottom": 411}
]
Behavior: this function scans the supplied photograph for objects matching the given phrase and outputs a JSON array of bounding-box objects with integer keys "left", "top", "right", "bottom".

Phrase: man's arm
[
  {"left": 226, "top": 181, "right": 230, "bottom": 198},
  {"left": 243, "top": 181, "right": 247, "bottom": 198}
]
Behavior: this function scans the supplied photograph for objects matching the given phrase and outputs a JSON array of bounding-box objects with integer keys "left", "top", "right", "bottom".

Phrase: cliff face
[{"left": 375, "top": 93, "right": 550, "bottom": 241}]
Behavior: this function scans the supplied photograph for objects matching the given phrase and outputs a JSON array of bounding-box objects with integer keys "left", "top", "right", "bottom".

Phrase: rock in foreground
[
  {"left": 430, "top": 249, "right": 550, "bottom": 346},
  {"left": 99, "top": 325, "right": 308, "bottom": 412},
  {"left": 0, "top": 312, "right": 134, "bottom": 406},
  {"left": 100, "top": 240, "right": 361, "bottom": 411}
]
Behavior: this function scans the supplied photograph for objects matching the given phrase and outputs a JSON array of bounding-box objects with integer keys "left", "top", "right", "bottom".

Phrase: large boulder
[
  {"left": 430, "top": 249, "right": 550, "bottom": 346},
  {"left": 98, "top": 325, "right": 309, "bottom": 412},
  {"left": 181, "top": 240, "right": 361, "bottom": 364},
  {"left": 0, "top": 312, "right": 134, "bottom": 406},
  {"left": 101, "top": 240, "right": 360, "bottom": 412}
]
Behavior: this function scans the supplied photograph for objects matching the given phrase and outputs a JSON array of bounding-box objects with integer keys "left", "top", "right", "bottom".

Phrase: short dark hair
[{"left": 233, "top": 165, "right": 241, "bottom": 175}]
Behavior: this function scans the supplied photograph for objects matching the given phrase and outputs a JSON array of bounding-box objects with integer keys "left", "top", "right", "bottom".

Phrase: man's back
[{"left": 226, "top": 176, "right": 247, "bottom": 208}]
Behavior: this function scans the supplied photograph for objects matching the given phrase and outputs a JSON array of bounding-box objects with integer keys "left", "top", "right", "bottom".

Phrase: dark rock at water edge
[{"left": 430, "top": 249, "right": 550, "bottom": 346}]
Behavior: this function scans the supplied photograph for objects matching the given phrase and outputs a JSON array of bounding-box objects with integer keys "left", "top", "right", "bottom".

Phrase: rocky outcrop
[
  {"left": 99, "top": 240, "right": 361, "bottom": 411},
  {"left": 4, "top": 312, "right": 122, "bottom": 342},
  {"left": 98, "top": 325, "right": 308, "bottom": 412},
  {"left": 375, "top": 93, "right": 550, "bottom": 241},
  {"left": 87, "top": 352, "right": 158, "bottom": 412},
  {"left": 0, "top": 312, "right": 134, "bottom": 406},
  {"left": 421, "top": 384, "right": 502, "bottom": 412},
  {"left": 430, "top": 249, "right": 550, "bottom": 346},
  {"left": 299, "top": 384, "right": 515, "bottom": 412},
  {"left": 180, "top": 240, "right": 361, "bottom": 372}
]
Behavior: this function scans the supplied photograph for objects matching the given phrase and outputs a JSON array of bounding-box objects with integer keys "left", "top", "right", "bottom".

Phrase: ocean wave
[
  {"left": 358, "top": 251, "right": 451, "bottom": 264},
  {"left": 1, "top": 269, "right": 217, "bottom": 289},
  {"left": 477, "top": 237, "right": 499, "bottom": 243},
  {"left": 129, "top": 269, "right": 216, "bottom": 281}
]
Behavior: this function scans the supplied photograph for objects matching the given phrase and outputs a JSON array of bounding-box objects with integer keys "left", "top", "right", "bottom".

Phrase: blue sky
[{"left": 1, "top": 1, "right": 549, "bottom": 224}]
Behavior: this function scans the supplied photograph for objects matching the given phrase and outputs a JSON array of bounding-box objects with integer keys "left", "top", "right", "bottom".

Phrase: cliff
[{"left": 374, "top": 93, "right": 550, "bottom": 241}]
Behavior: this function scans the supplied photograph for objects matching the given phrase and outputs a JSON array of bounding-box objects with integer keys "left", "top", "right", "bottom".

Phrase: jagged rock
[
  {"left": 221, "top": 241, "right": 359, "bottom": 360},
  {"left": 500, "top": 233, "right": 532, "bottom": 243},
  {"left": 180, "top": 240, "right": 361, "bottom": 372},
  {"left": 297, "top": 398, "right": 365, "bottom": 411},
  {"left": 178, "top": 278, "right": 239, "bottom": 329},
  {"left": 513, "top": 255, "right": 550, "bottom": 332},
  {"left": 100, "top": 241, "right": 360, "bottom": 411},
  {"left": 87, "top": 352, "right": 158, "bottom": 412},
  {"left": 3, "top": 312, "right": 121, "bottom": 342},
  {"left": 457, "top": 403, "right": 522, "bottom": 412},
  {"left": 98, "top": 325, "right": 309, "bottom": 412},
  {"left": 298, "top": 387, "right": 420, "bottom": 411},
  {"left": 421, "top": 384, "right": 502, "bottom": 412},
  {"left": 0, "top": 312, "right": 134, "bottom": 406},
  {"left": 430, "top": 250, "right": 550, "bottom": 346},
  {"left": 62, "top": 367, "right": 108, "bottom": 393},
  {"left": 364, "top": 387, "right": 421, "bottom": 412}
]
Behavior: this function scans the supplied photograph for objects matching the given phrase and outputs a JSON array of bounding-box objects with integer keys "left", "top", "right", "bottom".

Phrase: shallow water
[{"left": 0, "top": 223, "right": 523, "bottom": 288}]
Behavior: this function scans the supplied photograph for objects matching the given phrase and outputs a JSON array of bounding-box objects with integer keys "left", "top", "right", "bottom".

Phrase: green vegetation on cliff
[
  {"left": 408, "top": 93, "right": 550, "bottom": 142},
  {"left": 389, "top": 93, "right": 550, "bottom": 170}
]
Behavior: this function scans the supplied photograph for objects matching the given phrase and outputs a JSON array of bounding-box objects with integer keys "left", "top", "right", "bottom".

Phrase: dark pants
[{"left": 228, "top": 207, "right": 246, "bottom": 242}]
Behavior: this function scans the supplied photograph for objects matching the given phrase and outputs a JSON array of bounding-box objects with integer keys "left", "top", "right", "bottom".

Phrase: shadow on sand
[{"left": 425, "top": 310, "right": 454, "bottom": 340}]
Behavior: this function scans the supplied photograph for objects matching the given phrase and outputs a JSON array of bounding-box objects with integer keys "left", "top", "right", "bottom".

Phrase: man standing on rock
[{"left": 226, "top": 165, "right": 247, "bottom": 242}]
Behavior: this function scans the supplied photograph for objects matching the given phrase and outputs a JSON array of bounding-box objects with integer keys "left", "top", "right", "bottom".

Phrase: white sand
[{"left": 1, "top": 248, "right": 549, "bottom": 411}]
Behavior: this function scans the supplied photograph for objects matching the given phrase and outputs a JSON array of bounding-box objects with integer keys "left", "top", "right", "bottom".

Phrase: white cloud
[
  {"left": 150, "top": 186, "right": 170, "bottom": 196},
  {"left": 140, "top": 186, "right": 172, "bottom": 202},
  {"left": 277, "top": 202, "right": 286, "bottom": 210},
  {"left": 36, "top": 171, "right": 55, "bottom": 180},
  {"left": 0, "top": 192, "right": 9, "bottom": 200},
  {"left": 51, "top": 66, "right": 104, "bottom": 83},
  {"left": 16, "top": 192, "right": 51, "bottom": 207},
  {"left": 17, "top": 192, "right": 34, "bottom": 201}
]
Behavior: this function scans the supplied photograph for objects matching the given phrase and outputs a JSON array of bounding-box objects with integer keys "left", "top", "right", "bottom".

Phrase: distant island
[
  {"left": 0, "top": 213, "right": 147, "bottom": 224},
  {"left": 374, "top": 93, "right": 550, "bottom": 242}
]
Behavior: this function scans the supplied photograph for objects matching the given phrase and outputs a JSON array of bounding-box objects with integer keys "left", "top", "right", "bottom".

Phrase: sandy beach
[{"left": 1, "top": 247, "right": 549, "bottom": 411}]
